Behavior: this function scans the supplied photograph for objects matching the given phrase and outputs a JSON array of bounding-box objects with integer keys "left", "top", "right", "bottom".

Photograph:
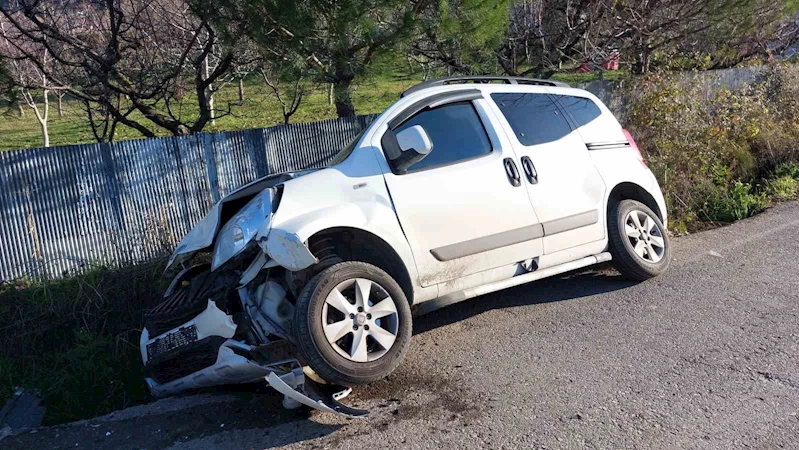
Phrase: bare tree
[
  {"left": 0, "top": 17, "right": 54, "bottom": 146},
  {"left": 259, "top": 61, "right": 310, "bottom": 124},
  {"left": 55, "top": 90, "right": 64, "bottom": 118},
  {"left": 409, "top": 0, "right": 610, "bottom": 78},
  {"left": 499, "top": 0, "right": 609, "bottom": 77},
  {"left": 0, "top": 0, "right": 248, "bottom": 139}
]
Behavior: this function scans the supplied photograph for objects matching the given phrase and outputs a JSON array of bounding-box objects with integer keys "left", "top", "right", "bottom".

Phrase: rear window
[
  {"left": 558, "top": 95, "right": 602, "bottom": 128},
  {"left": 491, "top": 93, "right": 572, "bottom": 146}
]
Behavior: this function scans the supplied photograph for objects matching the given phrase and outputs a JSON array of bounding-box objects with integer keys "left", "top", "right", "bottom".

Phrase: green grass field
[
  {"left": 0, "top": 74, "right": 420, "bottom": 151},
  {"left": 0, "top": 71, "right": 622, "bottom": 152}
]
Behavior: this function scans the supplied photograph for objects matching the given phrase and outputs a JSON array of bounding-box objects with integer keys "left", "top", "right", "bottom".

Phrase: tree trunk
[
  {"left": 238, "top": 78, "right": 245, "bottom": 102},
  {"left": 328, "top": 83, "right": 334, "bottom": 105},
  {"left": 57, "top": 93, "right": 63, "bottom": 119},
  {"left": 333, "top": 78, "right": 355, "bottom": 118},
  {"left": 204, "top": 56, "right": 216, "bottom": 126},
  {"left": 16, "top": 87, "right": 25, "bottom": 117},
  {"left": 40, "top": 117, "right": 49, "bottom": 148},
  {"left": 31, "top": 88, "right": 50, "bottom": 148},
  {"left": 633, "top": 40, "right": 651, "bottom": 74}
]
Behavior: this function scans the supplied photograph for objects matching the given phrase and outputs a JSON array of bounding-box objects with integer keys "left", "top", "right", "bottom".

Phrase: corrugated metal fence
[{"left": 0, "top": 115, "right": 377, "bottom": 281}]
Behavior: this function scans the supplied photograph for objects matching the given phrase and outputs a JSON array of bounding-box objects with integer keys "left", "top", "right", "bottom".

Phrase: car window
[
  {"left": 393, "top": 102, "right": 492, "bottom": 173},
  {"left": 558, "top": 95, "right": 602, "bottom": 128},
  {"left": 491, "top": 93, "right": 572, "bottom": 146}
]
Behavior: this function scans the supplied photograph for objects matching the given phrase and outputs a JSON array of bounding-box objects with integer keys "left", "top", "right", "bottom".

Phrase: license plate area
[{"left": 147, "top": 325, "right": 198, "bottom": 360}]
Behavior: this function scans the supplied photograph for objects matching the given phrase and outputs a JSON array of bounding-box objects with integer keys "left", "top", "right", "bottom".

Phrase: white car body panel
[
  {"left": 372, "top": 99, "right": 544, "bottom": 287},
  {"left": 480, "top": 85, "right": 607, "bottom": 255},
  {"left": 268, "top": 145, "right": 439, "bottom": 303}
]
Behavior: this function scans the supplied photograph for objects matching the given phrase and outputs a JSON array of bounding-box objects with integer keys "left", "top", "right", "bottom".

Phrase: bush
[
  {"left": 0, "top": 261, "right": 168, "bottom": 424},
  {"left": 624, "top": 64, "right": 799, "bottom": 230}
]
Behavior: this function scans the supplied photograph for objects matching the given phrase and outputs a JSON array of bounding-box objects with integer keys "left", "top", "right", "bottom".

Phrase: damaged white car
[{"left": 141, "top": 76, "right": 671, "bottom": 417}]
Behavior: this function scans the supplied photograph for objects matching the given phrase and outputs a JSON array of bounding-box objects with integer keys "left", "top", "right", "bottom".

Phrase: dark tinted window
[
  {"left": 558, "top": 95, "right": 602, "bottom": 128},
  {"left": 491, "top": 93, "right": 572, "bottom": 146},
  {"left": 394, "top": 102, "right": 492, "bottom": 173}
]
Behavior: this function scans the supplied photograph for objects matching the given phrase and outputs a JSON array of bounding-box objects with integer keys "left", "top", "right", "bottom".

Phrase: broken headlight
[{"left": 212, "top": 189, "right": 274, "bottom": 270}]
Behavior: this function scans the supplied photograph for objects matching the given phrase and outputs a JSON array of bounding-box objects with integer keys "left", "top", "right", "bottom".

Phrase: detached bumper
[
  {"left": 145, "top": 340, "right": 273, "bottom": 397},
  {"left": 141, "top": 301, "right": 368, "bottom": 418},
  {"left": 144, "top": 341, "right": 367, "bottom": 418}
]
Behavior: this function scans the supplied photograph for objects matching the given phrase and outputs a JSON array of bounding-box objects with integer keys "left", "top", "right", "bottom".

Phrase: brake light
[{"left": 622, "top": 128, "right": 647, "bottom": 167}]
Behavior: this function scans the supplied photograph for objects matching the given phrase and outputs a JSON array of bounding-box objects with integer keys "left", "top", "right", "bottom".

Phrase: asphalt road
[{"left": 6, "top": 202, "right": 799, "bottom": 450}]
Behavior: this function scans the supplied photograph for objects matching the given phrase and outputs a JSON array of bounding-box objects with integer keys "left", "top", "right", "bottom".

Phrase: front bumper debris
[
  {"left": 145, "top": 341, "right": 367, "bottom": 418},
  {"left": 141, "top": 285, "right": 368, "bottom": 418},
  {"left": 267, "top": 370, "right": 368, "bottom": 418}
]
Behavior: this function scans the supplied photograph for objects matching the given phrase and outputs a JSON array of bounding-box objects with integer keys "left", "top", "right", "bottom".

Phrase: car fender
[{"left": 268, "top": 164, "right": 423, "bottom": 297}]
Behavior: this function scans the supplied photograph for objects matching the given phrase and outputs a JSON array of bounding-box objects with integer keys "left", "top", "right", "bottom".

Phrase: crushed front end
[{"left": 139, "top": 173, "right": 366, "bottom": 417}]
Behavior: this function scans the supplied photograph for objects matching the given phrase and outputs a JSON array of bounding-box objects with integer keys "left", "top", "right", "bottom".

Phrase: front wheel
[
  {"left": 293, "top": 262, "right": 412, "bottom": 386},
  {"left": 608, "top": 199, "right": 671, "bottom": 281}
]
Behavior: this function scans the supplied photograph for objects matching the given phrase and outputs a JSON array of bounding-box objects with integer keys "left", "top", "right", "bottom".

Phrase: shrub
[{"left": 623, "top": 64, "right": 799, "bottom": 230}]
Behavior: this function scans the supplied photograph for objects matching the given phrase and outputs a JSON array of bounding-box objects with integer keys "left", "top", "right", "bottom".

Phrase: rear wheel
[
  {"left": 293, "top": 262, "right": 412, "bottom": 386},
  {"left": 608, "top": 199, "right": 671, "bottom": 281}
]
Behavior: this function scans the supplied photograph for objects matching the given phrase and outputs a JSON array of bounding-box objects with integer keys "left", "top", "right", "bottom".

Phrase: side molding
[
  {"left": 541, "top": 210, "right": 599, "bottom": 236},
  {"left": 430, "top": 224, "right": 544, "bottom": 262},
  {"left": 429, "top": 210, "right": 599, "bottom": 262}
]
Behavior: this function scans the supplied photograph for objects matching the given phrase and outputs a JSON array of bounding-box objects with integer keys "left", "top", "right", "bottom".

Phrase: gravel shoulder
[{"left": 6, "top": 201, "right": 799, "bottom": 450}]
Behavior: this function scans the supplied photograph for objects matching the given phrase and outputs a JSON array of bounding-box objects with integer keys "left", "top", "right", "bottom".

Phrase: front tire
[
  {"left": 608, "top": 199, "right": 671, "bottom": 281},
  {"left": 294, "top": 262, "right": 412, "bottom": 386}
]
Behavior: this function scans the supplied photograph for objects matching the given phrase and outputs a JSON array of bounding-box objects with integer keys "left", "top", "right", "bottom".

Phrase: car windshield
[{"left": 329, "top": 129, "right": 366, "bottom": 166}]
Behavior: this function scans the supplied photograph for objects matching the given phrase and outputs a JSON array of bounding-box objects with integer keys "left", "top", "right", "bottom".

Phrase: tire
[
  {"left": 608, "top": 199, "right": 671, "bottom": 281},
  {"left": 293, "top": 261, "right": 412, "bottom": 386}
]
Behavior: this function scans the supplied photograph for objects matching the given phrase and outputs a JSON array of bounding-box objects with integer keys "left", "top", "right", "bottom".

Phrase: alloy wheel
[
  {"left": 624, "top": 210, "right": 666, "bottom": 263},
  {"left": 321, "top": 278, "right": 399, "bottom": 362}
]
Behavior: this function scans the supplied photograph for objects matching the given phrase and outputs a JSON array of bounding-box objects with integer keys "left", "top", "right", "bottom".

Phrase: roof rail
[{"left": 401, "top": 76, "right": 570, "bottom": 97}]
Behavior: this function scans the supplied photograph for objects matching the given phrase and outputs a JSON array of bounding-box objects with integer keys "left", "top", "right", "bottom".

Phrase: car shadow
[{"left": 412, "top": 265, "right": 636, "bottom": 335}]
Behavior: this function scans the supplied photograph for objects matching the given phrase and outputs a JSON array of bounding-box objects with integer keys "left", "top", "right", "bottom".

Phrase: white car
[{"left": 141, "top": 76, "right": 670, "bottom": 417}]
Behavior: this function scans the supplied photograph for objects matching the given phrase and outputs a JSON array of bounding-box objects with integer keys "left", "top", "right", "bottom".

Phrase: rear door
[
  {"left": 489, "top": 91, "right": 607, "bottom": 255},
  {"left": 375, "top": 96, "right": 543, "bottom": 287}
]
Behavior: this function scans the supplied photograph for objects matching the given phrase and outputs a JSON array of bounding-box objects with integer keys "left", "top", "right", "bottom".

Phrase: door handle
[
  {"left": 520, "top": 156, "right": 538, "bottom": 185},
  {"left": 503, "top": 158, "right": 521, "bottom": 187}
]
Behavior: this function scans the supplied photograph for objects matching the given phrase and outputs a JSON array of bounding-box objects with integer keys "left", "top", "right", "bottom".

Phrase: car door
[
  {"left": 489, "top": 91, "right": 607, "bottom": 255},
  {"left": 376, "top": 97, "right": 543, "bottom": 287}
]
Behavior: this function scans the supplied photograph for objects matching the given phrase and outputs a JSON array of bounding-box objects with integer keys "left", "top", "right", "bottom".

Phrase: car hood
[{"left": 165, "top": 169, "right": 317, "bottom": 272}]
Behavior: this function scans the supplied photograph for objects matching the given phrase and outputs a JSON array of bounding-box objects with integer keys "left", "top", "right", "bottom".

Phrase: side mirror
[{"left": 391, "top": 125, "right": 433, "bottom": 173}]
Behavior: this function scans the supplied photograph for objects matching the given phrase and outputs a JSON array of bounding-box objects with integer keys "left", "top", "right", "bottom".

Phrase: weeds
[
  {"left": 697, "top": 181, "right": 770, "bottom": 222},
  {"left": 775, "top": 162, "right": 799, "bottom": 179},
  {"left": 0, "top": 261, "right": 167, "bottom": 424}
]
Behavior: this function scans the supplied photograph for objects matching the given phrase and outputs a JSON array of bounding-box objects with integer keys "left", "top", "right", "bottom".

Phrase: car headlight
[{"left": 212, "top": 189, "right": 275, "bottom": 270}]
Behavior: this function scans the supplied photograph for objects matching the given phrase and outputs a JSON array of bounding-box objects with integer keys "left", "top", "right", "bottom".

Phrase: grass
[
  {"left": 0, "top": 261, "right": 168, "bottom": 425},
  {"left": 767, "top": 163, "right": 799, "bottom": 200},
  {"left": 0, "top": 73, "right": 423, "bottom": 152},
  {"left": 550, "top": 70, "right": 628, "bottom": 84}
]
